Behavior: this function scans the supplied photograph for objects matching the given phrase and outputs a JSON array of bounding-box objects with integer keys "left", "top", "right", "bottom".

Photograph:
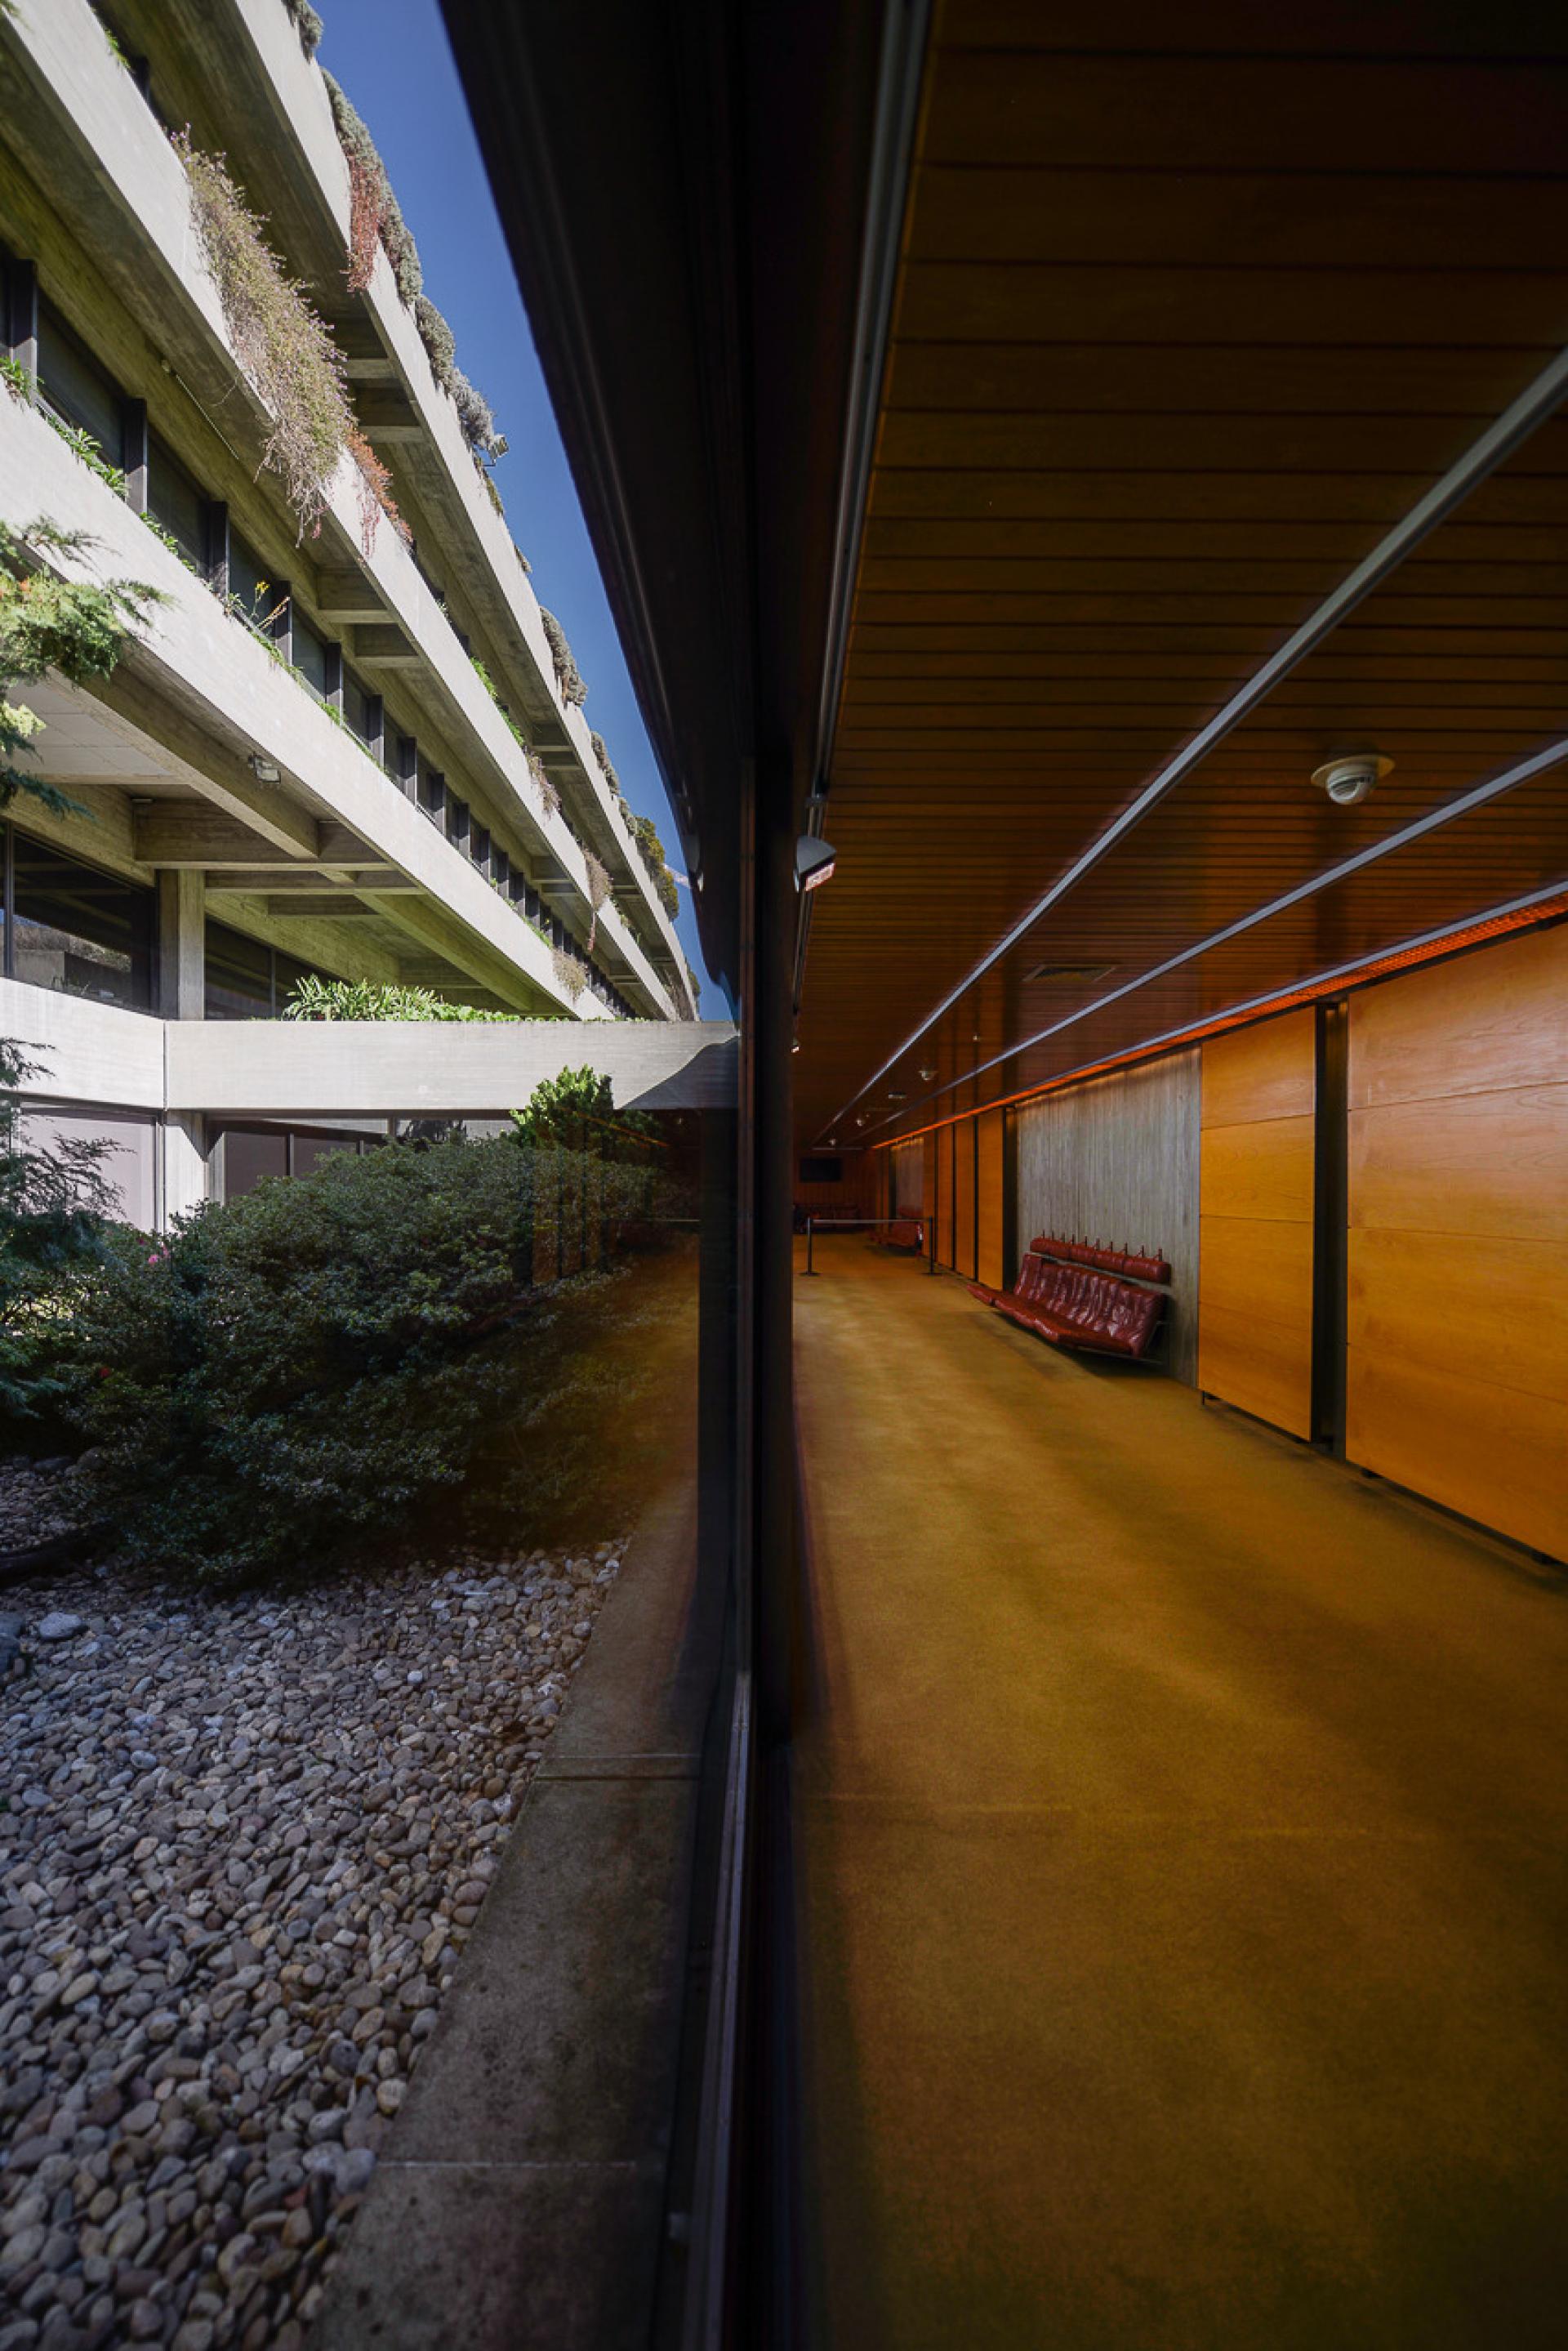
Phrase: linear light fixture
[
  {"left": 817, "top": 333, "right": 1568, "bottom": 1143},
  {"left": 850, "top": 729, "right": 1568, "bottom": 1142},
  {"left": 869, "top": 880, "right": 1568, "bottom": 1151}
]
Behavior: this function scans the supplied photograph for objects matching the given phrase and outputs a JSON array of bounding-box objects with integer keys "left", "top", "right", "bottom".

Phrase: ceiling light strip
[
  {"left": 849, "top": 731, "right": 1568, "bottom": 1140},
  {"left": 867, "top": 882, "right": 1568, "bottom": 1150},
  {"left": 817, "top": 335, "right": 1568, "bottom": 1140}
]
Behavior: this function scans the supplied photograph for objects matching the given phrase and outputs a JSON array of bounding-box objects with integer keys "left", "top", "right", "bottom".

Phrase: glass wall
[
  {"left": 147, "top": 431, "right": 207, "bottom": 570},
  {"left": 36, "top": 298, "right": 124, "bottom": 462},
  {"left": 7, "top": 831, "right": 154, "bottom": 1009},
  {"left": 204, "top": 918, "right": 330, "bottom": 1019}
]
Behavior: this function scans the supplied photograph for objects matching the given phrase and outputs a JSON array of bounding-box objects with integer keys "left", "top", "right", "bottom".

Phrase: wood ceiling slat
[
  {"left": 884, "top": 342, "right": 1560, "bottom": 417},
  {"left": 866, "top": 474, "right": 1568, "bottom": 525},
  {"left": 936, "top": 2, "right": 1568, "bottom": 59},
  {"left": 906, "top": 167, "right": 1568, "bottom": 272},
  {"left": 923, "top": 57, "right": 1568, "bottom": 174},
  {"left": 875, "top": 413, "right": 1566, "bottom": 475}
]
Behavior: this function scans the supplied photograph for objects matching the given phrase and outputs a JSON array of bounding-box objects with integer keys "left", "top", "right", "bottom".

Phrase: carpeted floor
[{"left": 792, "top": 1238, "right": 1568, "bottom": 2350}]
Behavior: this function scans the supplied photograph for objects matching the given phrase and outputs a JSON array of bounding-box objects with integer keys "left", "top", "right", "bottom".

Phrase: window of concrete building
[
  {"left": 8, "top": 832, "right": 154, "bottom": 1009},
  {"left": 203, "top": 921, "right": 272, "bottom": 1020},
  {"left": 22, "top": 1103, "right": 158, "bottom": 1229},
  {"left": 417, "top": 756, "right": 446, "bottom": 824},
  {"left": 228, "top": 529, "right": 278, "bottom": 635},
  {"left": 292, "top": 611, "right": 332, "bottom": 700},
  {"left": 36, "top": 299, "right": 125, "bottom": 466},
  {"left": 147, "top": 432, "right": 207, "bottom": 570},
  {"left": 342, "top": 666, "right": 381, "bottom": 756},
  {"left": 204, "top": 920, "right": 330, "bottom": 1019},
  {"left": 220, "top": 1126, "right": 287, "bottom": 1197}
]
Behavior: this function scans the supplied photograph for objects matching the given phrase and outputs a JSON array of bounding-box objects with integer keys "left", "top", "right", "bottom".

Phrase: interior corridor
[{"left": 792, "top": 1238, "right": 1568, "bottom": 2351}]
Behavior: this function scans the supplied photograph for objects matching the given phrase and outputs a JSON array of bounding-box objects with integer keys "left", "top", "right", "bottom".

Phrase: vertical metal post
[{"left": 800, "top": 1214, "right": 816, "bottom": 1276}]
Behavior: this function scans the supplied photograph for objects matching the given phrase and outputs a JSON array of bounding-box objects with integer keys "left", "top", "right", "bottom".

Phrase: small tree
[{"left": 0, "top": 1042, "right": 122, "bottom": 1421}]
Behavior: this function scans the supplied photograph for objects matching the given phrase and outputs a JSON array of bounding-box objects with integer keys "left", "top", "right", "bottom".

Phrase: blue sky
[{"left": 313, "top": 0, "right": 710, "bottom": 999}]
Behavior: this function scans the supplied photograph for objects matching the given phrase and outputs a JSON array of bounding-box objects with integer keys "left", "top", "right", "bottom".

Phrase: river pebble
[{"left": 0, "top": 1537, "right": 626, "bottom": 2345}]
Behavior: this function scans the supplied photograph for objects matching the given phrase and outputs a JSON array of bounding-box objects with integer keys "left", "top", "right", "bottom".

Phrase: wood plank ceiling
[{"left": 795, "top": 0, "right": 1568, "bottom": 1153}]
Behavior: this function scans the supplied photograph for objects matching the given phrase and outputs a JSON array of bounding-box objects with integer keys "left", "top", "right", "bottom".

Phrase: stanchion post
[{"left": 800, "top": 1213, "right": 817, "bottom": 1276}]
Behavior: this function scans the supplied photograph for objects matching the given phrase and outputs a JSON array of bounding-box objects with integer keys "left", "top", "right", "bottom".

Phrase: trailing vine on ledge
[
  {"left": 539, "top": 608, "right": 587, "bottom": 707},
  {"left": 584, "top": 852, "right": 612, "bottom": 952},
  {"left": 0, "top": 519, "right": 164, "bottom": 818},
  {"left": 176, "top": 134, "right": 403, "bottom": 555},
  {"left": 550, "top": 945, "right": 588, "bottom": 1005}
]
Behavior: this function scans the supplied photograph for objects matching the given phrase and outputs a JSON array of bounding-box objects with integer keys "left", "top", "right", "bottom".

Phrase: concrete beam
[
  {"left": 207, "top": 872, "right": 420, "bottom": 895},
  {"left": 265, "top": 896, "right": 383, "bottom": 919},
  {"left": 317, "top": 571, "right": 391, "bottom": 624},
  {"left": 136, "top": 802, "right": 318, "bottom": 868},
  {"left": 352, "top": 390, "right": 422, "bottom": 441},
  {"left": 353, "top": 626, "right": 423, "bottom": 669},
  {"left": 166, "top": 1018, "right": 740, "bottom": 1115}
]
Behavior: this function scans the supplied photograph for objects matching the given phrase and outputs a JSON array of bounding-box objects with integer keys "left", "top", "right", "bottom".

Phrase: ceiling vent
[{"left": 1024, "top": 960, "right": 1116, "bottom": 985}]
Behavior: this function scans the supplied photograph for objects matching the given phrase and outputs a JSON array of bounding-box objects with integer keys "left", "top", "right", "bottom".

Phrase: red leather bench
[
  {"left": 967, "top": 1243, "right": 1166, "bottom": 1361},
  {"left": 883, "top": 1218, "right": 924, "bottom": 1252},
  {"left": 1028, "top": 1235, "right": 1170, "bottom": 1284}
]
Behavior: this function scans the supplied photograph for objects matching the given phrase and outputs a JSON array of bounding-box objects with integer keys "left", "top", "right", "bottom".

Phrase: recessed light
[
  {"left": 918, "top": 1064, "right": 937, "bottom": 1081},
  {"left": 1025, "top": 961, "right": 1116, "bottom": 985}
]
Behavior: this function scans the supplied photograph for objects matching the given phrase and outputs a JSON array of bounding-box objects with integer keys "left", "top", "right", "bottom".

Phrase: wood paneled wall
[
  {"left": 1347, "top": 921, "right": 1568, "bottom": 1559},
  {"left": 938, "top": 1122, "right": 956, "bottom": 1266},
  {"left": 1199, "top": 1010, "right": 1316, "bottom": 1438},
  {"left": 976, "top": 1108, "right": 1005, "bottom": 1291},
  {"left": 953, "top": 1118, "right": 977, "bottom": 1278},
  {"left": 1016, "top": 1050, "right": 1200, "bottom": 1381}
]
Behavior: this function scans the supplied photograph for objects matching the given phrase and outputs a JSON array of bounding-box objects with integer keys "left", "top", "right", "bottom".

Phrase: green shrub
[
  {"left": 63, "top": 1133, "right": 679, "bottom": 1582},
  {"left": 0, "top": 1042, "right": 122, "bottom": 1423},
  {"left": 283, "top": 974, "right": 517, "bottom": 1022},
  {"left": 1, "top": 519, "right": 163, "bottom": 819}
]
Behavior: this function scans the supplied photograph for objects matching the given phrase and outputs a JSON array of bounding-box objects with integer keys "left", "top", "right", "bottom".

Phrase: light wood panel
[
  {"left": 976, "top": 1108, "right": 1005, "bottom": 1291},
  {"left": 1199, "top": 1010, "right": 1316, "bottom": 1437},
  {"left": 1016, "top": 1049, "right": 1199, "bottom": 1380},
  {"left": 953, "top": 1118, "right": 977, "bottom": 1280},
  {"left": 938, "top": 1122, "right": 956, "bottom": 1269},
  {"left": 1348, "top": 919, "right": 1568, "bottom": 1107},
  {"left": 890, "top": 1140, "right": 924, "bottom": 1217},
  {"left": 1348, "top": 925, "right": 1568, "bottom": 1558}
]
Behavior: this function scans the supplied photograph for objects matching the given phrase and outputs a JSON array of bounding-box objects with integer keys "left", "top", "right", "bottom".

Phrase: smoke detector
[{"left": 1312, "top": 753, "right": 1392, "bottom": 807}]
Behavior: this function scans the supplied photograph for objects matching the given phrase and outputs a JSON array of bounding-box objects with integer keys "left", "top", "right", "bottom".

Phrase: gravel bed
[
  {"left": 0, "top": 1536, "right": 624, "bottom": 2350},
  {"left": 0, "top": 1460, "right": 87, "bottom": 1559}
]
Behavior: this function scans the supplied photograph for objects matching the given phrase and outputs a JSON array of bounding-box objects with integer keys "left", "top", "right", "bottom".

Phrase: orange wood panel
[
  {"left": 922, "top": 1135, "right": 937, "bottom": 1229},
  {"left": 1345, "top": 1354, "right": 1568, "bottom": 1560},
  {"left": 976, "top": 1108, "right": 1005, "bottom": 1291},
  {"left": 1349, "top": 1084, "right": 1568, "bottom": 1242},
  {"left": 953, "top": 1117, "right": 977, "bottom": 1280},
  {"left": 1200, "top": 1114, "right": 1316, "bottom": 1222},
  {"left": 1198, "top": 1011, "right": 1316, "bottom": 1437},
  {"left": 1200, "top": 1008, "right": 1316, "bottom": 1128},
  {"left": 1197, "top": 1303, "right": 1313, "bottom": 1445},
  {"left": 1348, "top": 923, "right": 1568, "bottom": 1556},
  {"left": 1199, "top": 1216, "right": 1312, "bottom": 1332},
  {"left": 938, "top": 1122, "right": 956, "bottom": 1267},
  {"left": 1348, "top": 920, "right": 1568, "bottom": 1109},
  {"left": 1349, "top": 1227, "right": 1568, "bottom": 1405}
]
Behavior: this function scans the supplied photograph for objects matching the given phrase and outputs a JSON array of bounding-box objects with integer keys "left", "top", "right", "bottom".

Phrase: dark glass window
[
  {"left": 800, "top": 1155, "right": 843, "bottom": 1184},
  {"left": 417, "top": 758, "right": 445, "bottom": 823},
  {"left": 446, "top": 795, "right": 470, "bottom": 852},
  {"left": 492, "top": 847, "right": 510, "bottom": 893},
  {"left": 292, "top": 612, "right": 330, "bottom": 699},
  {"left": 222, "top": 1127, "right": 287, "bottom": 1197},
  {"left": 148, "top": 432, "right": 207, "bottom": 569},
  {"left": 203, "top": 920, "right": 272, "bottom": 1021},
  {"left": 470, "top": 823, "right": 491, "bottom": 877},
  {"left": 227, "top": 529, "right": 278, "bottom": 634},
  {"left": 11, "top": 834, "right": 154, "bottom": 1010},
  {"left": 342, "top": 667, "right": 379, "bottom": 751},
  {"left": 274, "top": 948, "right": 323, "bottom": 1013},
  {"left": 36, "top": 301, "right": 123, "bottom": 465}
]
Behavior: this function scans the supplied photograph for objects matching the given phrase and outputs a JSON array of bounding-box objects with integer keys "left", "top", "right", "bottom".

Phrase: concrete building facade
[{"left": 0, "top": 0, "right": 699, "bottom": 1222}]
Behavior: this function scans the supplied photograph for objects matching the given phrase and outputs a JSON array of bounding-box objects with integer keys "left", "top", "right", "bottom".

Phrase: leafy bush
[
  {"left": 0, "top": 519, "right": 163, "bottom": 819},
  {"left": 63, "top": 1132, "right": 679, "bottom": 1582},
  {"left": 283, "top": 974, "right": 515, "bottom": 1022},
  {"left": 0, "top": 1043, "right": 122, "bottom": 1423}
]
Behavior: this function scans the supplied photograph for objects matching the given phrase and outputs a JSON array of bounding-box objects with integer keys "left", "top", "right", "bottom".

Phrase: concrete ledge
[{"left": 314, "top": 1472, "right": 720, "bottom": 2351}]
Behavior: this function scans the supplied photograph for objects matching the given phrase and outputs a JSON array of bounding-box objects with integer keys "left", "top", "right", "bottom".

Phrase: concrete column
[
  {"left": 156, "top": 870, "right": 205, "bottom": 1021},
  {"left": 160, "top": 1114, "right": 208, "bottom": 1232}
]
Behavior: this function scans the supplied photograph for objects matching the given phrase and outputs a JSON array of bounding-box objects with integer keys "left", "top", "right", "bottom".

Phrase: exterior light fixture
[
  {"left": 1312, "top": 752, "right": 1392, "bottom": 807},
  {"left": 791, "top": 1038, "right": 801, "bottom": 1054},
  {"left": 919, "top": 1064, "right": 937, "bottom": 1081},
  {"left": 795, "top": 835, "right": 836, "bottom": 893},
  {"left": 249, "top": 752, "right": 281, "bottom": 784}
]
